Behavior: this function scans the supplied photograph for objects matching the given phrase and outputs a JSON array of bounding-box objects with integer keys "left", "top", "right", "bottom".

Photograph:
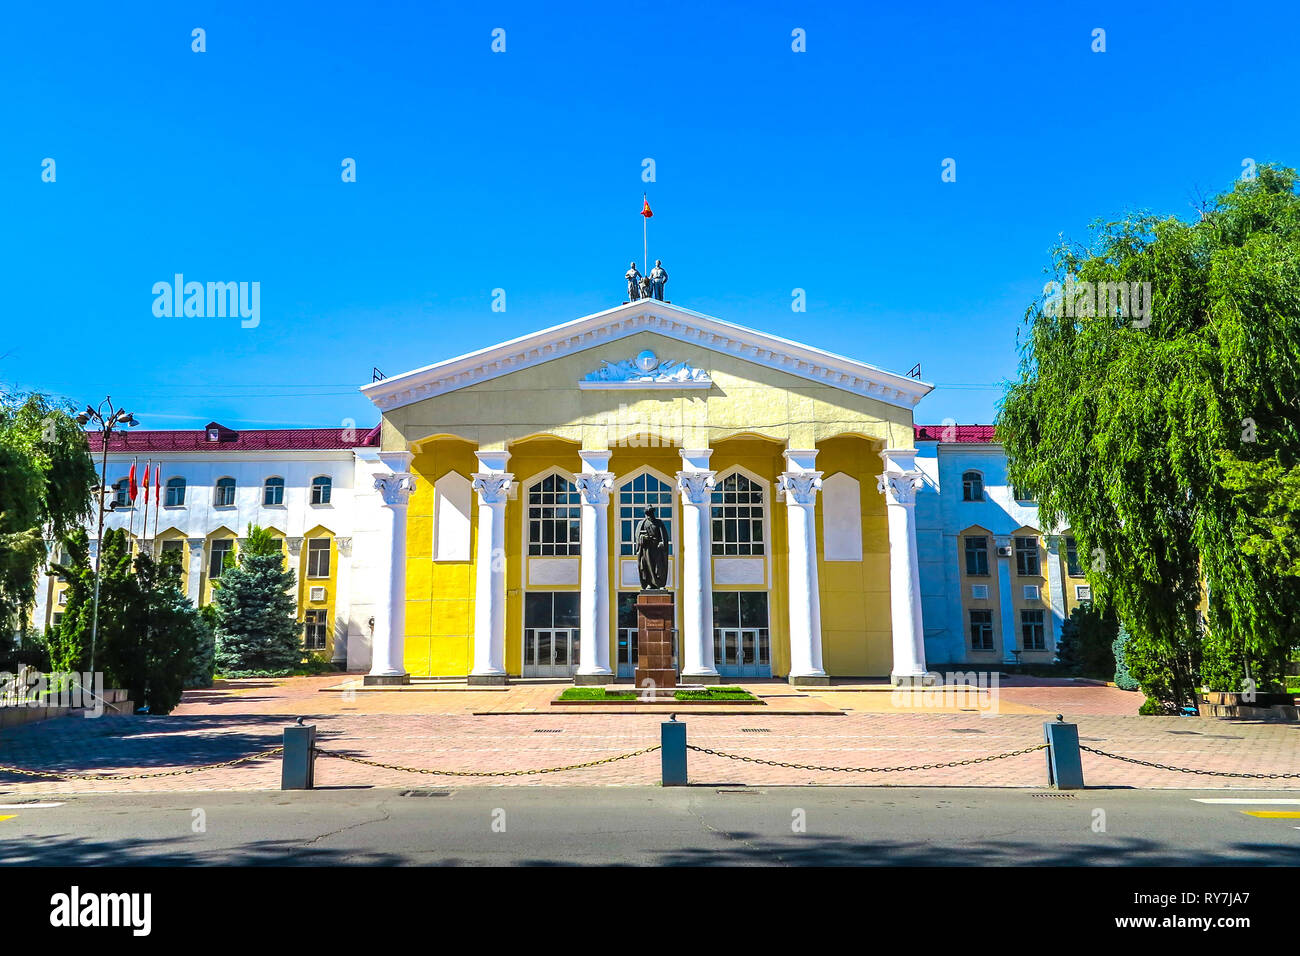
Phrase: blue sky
[{"left": 2, "top": 1, "right": 1294, "bottom": 429}]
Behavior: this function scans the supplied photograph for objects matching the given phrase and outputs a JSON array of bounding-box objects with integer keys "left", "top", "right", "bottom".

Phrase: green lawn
[{"left": 557, "top": 686, "right": 758, "bottom": 702}]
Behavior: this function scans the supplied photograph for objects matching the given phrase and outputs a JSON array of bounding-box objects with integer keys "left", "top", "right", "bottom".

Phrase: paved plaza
[{"left": 0, "top": 675, "right": 1295, "bottom": 795}]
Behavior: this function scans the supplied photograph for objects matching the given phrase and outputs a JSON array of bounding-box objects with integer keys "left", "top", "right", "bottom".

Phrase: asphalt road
[{"left": 2, "top": 787, "right": 1299, "bottom": 866}]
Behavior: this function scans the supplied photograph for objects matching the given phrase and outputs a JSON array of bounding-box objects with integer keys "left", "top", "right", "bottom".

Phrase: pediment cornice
[{"left": 360, "top": 301, "right": 933, "bottom": 412}]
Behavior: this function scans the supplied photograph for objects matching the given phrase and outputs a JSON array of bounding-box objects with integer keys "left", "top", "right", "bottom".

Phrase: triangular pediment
[{"left": 360, "top": 300, "right": 932, "bottom": 412}]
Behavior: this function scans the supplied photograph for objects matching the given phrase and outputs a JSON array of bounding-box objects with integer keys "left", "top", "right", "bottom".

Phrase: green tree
[
  {"left": 212, "top": 525, "right": 301, "bottom": 676},
  {"left": 999, "top": 165, "right": 1300, "bottom": 709},
  {"left": 1056, "top": 604, "right": 1119, "bottom": 679},
  {"left": 49, "top": 528, "right": 203, "bottom": 713},
  {"left": 0, "top": 388, "right": 96, "bottom": 640}
]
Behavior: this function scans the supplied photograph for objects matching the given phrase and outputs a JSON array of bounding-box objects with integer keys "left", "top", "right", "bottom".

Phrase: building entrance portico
[{"left": 360, "top": 299, "right": 934, "bottom": 685}]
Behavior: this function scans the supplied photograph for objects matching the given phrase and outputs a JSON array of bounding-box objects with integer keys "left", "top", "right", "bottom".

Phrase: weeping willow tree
[{"left": 999, "top": 164, "right": 1300, "bottom": 711}]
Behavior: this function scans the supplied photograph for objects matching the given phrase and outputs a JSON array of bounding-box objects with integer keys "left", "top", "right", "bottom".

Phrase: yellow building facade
[{"left": 360, "top": 301, "right": 934, "bottom": 685}]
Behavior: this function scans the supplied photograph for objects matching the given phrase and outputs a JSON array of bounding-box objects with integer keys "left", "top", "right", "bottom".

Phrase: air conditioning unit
[
  {"left": 997, "top": 546, "right": 1013, "bottom": 557},
  {"left": 1076, "top": 585, "right": 1092, "bottom": 602},
  {"left": 309, "top": 586, "right": 327, "bottom": 602},
  {"left": 1023, "top": 585, "right": 1040, "bottom": 601},
  {"left": 970, "top": 584, "right": 989, "bottom": 600}
]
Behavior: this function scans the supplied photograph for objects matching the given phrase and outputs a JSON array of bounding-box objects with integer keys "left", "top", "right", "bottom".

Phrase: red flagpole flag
[
  {"left": 641, "top": 197, "right": 653, "bottom": 218},
  {"left": 128, "top": 462, "right": 139, "bottom": 501},
  {"left": 142, "top": 461, "right": 151, "bottom": 497}
]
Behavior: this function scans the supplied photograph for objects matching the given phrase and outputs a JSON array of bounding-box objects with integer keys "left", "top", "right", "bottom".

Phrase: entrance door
[
  {"left": 523, "top": 591, "right": 581, "bottom": 678},
  {"left": 712, "top": 591, "right": 771, "bottom": 678},
  {"left": 524, "top": 628, "right": 579, "bottom": 678}
]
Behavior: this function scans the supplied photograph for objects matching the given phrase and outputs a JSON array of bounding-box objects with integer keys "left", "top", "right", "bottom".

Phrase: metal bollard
[
  {"left": 661, "top": 715, "right": 687, "bottom": 786},
  {"left": 1043, "top": 715, "right": 1085, "bottom": 789},
  {"left": 282, "top": 722, "right": 316, "bottom": 790}
]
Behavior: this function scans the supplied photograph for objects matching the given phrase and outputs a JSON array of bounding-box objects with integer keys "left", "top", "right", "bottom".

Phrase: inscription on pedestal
[{"left": 634, "top": 591, "right": 676, "bottom": 689}]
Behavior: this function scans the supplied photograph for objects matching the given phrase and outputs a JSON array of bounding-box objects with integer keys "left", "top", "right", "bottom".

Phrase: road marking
[
  {"left": 0, "top": 803, "right": 64, "bottom": 809},
  {"left": 1192, "top": 798, "right": 1300, "bottom": 804},
  {"left": 0, "top": 816, "right": 15, "bottom": 823},
  {"left": 1241, "top": 811, "right": 1300, "bottom": 819}
]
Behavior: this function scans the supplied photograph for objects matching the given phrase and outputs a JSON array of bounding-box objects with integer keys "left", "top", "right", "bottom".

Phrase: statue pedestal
[{"left": 634, "top": 591, "right": 676, "bottom": 689}]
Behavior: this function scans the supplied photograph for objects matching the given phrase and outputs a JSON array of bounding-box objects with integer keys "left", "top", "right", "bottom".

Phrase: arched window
[
  {"left": 112, "top": 478, "right": 131, "bottom": 509},
  {"left": 618, "top": 473, "right": 674, "bottom": 556},
  {"left": 214, "top": 477, "right": 236, "bottom": 507},
  {"left": 264, "top": 476, "right": 285, "bottom": 506},
  {"left": 527, "top": 474, "right": 580, "bottom": 556},
  {"left": 712, "top": 473, "right": 764, "bottom": 556},
  {"left": 962, "top": 470, "right": 984, "bottom": 502},
  {"left": 311, "top": 475, "right": 332, "bottom": 505},
  {"left": 165, "top": 477, "right": 186, "bottom": 507}
]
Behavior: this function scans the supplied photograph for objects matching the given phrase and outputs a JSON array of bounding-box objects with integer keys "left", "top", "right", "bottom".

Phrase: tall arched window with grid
[
  {"left": 617, "top": 473, "right": 674, "bottom": 556},
  {"left": 527, "top": 474, "right": 581, "bottom": 556},
  {"left": 711, "top": 473, "right": 765, "bottom": 556}
]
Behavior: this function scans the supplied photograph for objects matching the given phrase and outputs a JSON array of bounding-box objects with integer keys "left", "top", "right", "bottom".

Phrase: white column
[
  {"left": 781, "top": 449, "right": 828, "bottom": 685},
  {"left": 677, "top": 448, "right": 719, "bottom": 683},
  {"left": 332, "top": 536, "right": 353, "bottom": 667},
  {"left": 366, "top": 472, "right": 416, "bottom": 684},
  {"left": 574, "top": 450, "right": 614, "bottom": 684},
  {"left": 469, "top": 450, "right": 512, "bottom": 685},
  {"left": 186, "top": 538, "right": 205, "bottom": 606},
  {"left": 1044, "top": 534, "right": 1066, "bottom": 653},
  {"left": 877, "top": 449, "right": 928, "bottom": 685}
]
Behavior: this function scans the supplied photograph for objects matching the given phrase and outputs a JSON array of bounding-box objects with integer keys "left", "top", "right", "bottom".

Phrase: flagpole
[
  {"left": 153, "top": 464, "right": 161, "bottom": 541},
  {"left": 643, "top": 193, "right": 648, "bottom": 275},
  {"left": 140, "top": 458, "right": 150, "bottom": 557},
  {"left": 127, "top": 457, "right": 138, "bottom": 552}
]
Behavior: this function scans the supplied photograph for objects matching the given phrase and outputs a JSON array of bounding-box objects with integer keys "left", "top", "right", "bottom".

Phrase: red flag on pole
[
  {"left": 641, "top": 197, "right": 653, "bottom": 218},
  {"left": 155, "top": 464, "right": 161, "bottom": 505},
  {"left": 128, "top": 462, "right": 139, "bottom": 501},
  {"left": 142, "top": 461, "right": 151, "bottom": 497}
]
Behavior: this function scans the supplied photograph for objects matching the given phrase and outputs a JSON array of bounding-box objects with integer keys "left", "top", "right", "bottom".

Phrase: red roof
[
  {"left": 86, "top": 423, "right": 381, "bottom": 453},
  {"left": 913, "top": 424, "right": 997, "bottom": 444}
]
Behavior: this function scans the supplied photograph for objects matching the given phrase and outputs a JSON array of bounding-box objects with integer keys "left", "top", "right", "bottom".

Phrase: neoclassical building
[{"left": 359, "top": 300, "right": 934, "bottom": 685}]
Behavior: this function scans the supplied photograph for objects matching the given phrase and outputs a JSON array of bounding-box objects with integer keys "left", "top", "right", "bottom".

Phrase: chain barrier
[
  {"left": 686, "top": 742, "right": 1049, "bottom": 774},
  {"left": 0, "top": 747, "right": 285, "bottom": 781},
  {"left": 1078, "top": 744, "right": 1300, "bottom": 779},
  {"left": 312, "top": 744, "right": 662, "bottom": 778}
]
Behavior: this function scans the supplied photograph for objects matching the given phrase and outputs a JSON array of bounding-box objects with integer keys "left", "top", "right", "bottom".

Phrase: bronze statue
[
  {"left": 634, "top": 505, "right": 669, "bottom": 589},
  {"left": 649, "top": 260, "right": 668, "bottom": 300},
  {"left": 625, "top": 262, "right": 643, "bottom": 300}
]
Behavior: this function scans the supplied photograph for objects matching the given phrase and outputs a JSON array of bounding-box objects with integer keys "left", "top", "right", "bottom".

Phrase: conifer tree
[{"left": 212, "top": 525, "right": 302, "bottom": 676}]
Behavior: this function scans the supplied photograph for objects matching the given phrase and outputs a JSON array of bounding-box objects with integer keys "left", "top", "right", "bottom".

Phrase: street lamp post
[{"left": 75, "top": 398, "right": 139, "bottom": 676}]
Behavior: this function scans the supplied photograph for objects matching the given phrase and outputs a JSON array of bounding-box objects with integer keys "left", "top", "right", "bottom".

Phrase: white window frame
[
  {"left": 306, "top": 538, "right": 331, "bottom": 578},
  {"left": 311, "top": 475, "right": 332, "bottom": 505},
  {"left": 164, "top": 476, "right": 186, "bottom": 508},
  {"left": 961, "top": 470, "right": 985, "bottom": 502},
  {"left": 616, "top": 467, "right": 677, "bottom": 558},
  {"left": 263, "top": 476, "right": 285, "bottom": 506},
  {"left": 214, "top": 477, "right": 237, "bottom": 508}
]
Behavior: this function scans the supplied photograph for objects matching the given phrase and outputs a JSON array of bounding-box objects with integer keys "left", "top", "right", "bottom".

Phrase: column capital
[
  {"left": 375, "top": 472, "right": 417, "bottom": 507},
  {"left": 778, "top": 471, "right": 823, "bottom": 506},
  {"left": 876, "top": 470, "right": 923, "bottom": 506},
  {"left": 676, "top": 469, "right": 716, "bottom": 505},
  {"left": 782, "top": 448, "right": 819, "bottom": 473},
  {"left": 472, "top": 472, "right": 514, "bottom": 505},
  {"left": 578, "top": 448, "right": 612, "bottom": 473},
  {"left": 285, "top": 536, "right": 304, "bottom": 556},
  {"left": 679, "top": 448, "right": 713, "bottom": 472},
  {"left": 474, "top": 449, "right": 511, "bottom": 473},
  {"left": 879, "top": 447, "right": 919, "bottom": 472},
  {"left": 333, "top": 536, "right": 353, "bottom": 555},
  {"left": 575, "top": 471, "right": 614, "bottom": 505}
]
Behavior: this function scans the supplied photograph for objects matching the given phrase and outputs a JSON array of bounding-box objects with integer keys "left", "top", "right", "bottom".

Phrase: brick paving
[{"left": 0, "top": 675, "right": 1295, "bottom": 794}]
